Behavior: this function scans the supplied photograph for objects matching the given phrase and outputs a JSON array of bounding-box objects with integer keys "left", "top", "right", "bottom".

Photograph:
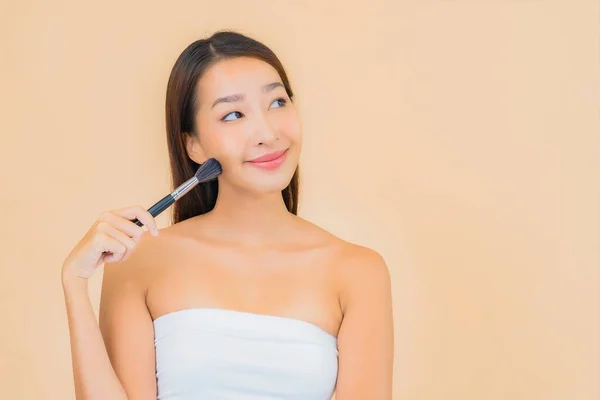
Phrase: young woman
[{"left": 62, "top": 30, "right": 394, "bottom": 400}]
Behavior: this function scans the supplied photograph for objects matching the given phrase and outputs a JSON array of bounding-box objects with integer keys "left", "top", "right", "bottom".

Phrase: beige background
[{"left": 1, "top": 0, "right": 599, "bottom": 399}]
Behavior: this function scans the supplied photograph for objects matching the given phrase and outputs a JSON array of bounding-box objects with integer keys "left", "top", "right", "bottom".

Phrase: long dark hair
[{"left": 165, "top": 30, "right": 299, "bottom": 225}]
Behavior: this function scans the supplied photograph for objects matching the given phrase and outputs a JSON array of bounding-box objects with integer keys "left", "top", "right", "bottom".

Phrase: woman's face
[{"left": 187, "top": 56, "right": 302, "bottom": 195}]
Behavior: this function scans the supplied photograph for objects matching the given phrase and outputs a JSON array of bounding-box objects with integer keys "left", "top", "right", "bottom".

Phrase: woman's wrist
[{"left": 61, "top": 267, "right": 89, "bottom": 294}]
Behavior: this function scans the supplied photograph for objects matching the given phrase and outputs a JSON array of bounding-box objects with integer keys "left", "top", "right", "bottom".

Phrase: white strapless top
[{"left": 153, "top": 308, "right": 339, "bottom": 399}]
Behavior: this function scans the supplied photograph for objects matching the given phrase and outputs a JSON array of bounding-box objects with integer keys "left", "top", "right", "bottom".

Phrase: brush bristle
[{"left": 195, "top": 158, "right": 223, "bottom": 182}]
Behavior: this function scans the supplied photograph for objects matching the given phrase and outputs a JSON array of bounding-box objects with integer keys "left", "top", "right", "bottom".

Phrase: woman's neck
[{"left": 200, "top": 183, "right": 296, "bottom": 247}]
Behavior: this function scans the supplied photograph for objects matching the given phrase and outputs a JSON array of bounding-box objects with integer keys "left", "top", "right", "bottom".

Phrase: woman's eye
[
  {"left": 271, "top": 98, "right": 287, "bottom": 108},
  {"left": 222, "top": 111, "right": 242, "bottom": 122},
  {"left": 221, "top": 98, "right": 287, "bottom": 122}
]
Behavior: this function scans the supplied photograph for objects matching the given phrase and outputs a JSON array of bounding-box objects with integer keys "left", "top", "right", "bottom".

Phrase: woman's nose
[{"left": 253, "top": 113, "right": 279, "bottom": 145}]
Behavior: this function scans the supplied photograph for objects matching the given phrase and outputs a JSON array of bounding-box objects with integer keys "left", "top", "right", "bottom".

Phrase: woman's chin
[
  {"left": 252, "top": 180, "right": 293, "bottom": 194},
  {"left": 240, "top": 172, "right": 294, "bottom": 194}
]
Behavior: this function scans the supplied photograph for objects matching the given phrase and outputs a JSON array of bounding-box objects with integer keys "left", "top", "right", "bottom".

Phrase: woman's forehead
[{"left": 197, "top": 57, "right": 282, "bottom": 102}]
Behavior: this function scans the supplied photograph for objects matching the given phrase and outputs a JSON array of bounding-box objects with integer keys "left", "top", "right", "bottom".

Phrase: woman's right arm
[{"left": 61, "top": 206, "right": 160, "bottom": 400}]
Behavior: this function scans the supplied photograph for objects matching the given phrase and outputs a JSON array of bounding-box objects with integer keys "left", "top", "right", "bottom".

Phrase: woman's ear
[{"left": 185, "top": 133, "right": 207, "bottom": 164}]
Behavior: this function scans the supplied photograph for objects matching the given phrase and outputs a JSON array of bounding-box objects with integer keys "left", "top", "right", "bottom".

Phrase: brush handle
[{"left": 133, "top": 193, "right": 175, "bottom": 227}]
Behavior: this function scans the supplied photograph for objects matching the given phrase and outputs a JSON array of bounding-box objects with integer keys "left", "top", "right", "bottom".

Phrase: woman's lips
[{"left": 247, "top": 149, "right": 289, "bottom": 170}]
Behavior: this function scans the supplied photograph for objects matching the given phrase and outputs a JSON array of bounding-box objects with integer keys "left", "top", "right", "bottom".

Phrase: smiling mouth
[
  {"left": 246, "top": 149, "right": 289, "bottom": 170},
  {"left": 248, "top": 149, "right": 288, "bottom": 163}
]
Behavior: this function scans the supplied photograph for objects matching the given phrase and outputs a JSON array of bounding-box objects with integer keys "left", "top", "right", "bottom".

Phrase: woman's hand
[{"left": 61, "top": 206, "right": 159, "bottom": 283}]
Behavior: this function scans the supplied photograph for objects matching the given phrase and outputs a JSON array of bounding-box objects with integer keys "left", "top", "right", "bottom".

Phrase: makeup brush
[{"left": 133, "top": 158, "right": 222, "bottom": 227}]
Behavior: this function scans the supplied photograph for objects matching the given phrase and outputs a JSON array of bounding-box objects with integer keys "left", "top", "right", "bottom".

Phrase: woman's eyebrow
[{"left": 211, "top": 82, "right": 284, "bottom": 109}]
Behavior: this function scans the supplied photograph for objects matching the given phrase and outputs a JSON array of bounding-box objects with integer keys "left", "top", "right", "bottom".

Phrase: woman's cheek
[
  {"left": 214, "top": 136, "right": 245, "bottom": 165},
  {"left": 279, "top": 112, "right": 302, "bottom": 142}
]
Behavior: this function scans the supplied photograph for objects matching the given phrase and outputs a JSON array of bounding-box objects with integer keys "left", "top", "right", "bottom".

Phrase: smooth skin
[{"left": 62, "top": 56, "right": 394, "bottom": 400}]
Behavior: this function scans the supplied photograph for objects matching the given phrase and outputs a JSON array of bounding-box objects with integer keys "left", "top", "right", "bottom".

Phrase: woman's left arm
[{"left": 335, "top": 246, "right": 395, "bottom": 400}]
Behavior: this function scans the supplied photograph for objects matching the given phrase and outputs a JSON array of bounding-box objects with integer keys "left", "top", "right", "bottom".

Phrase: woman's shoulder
[
  {"left": 101, "top": 224, "right": 182, "bottom": 289},
  {"left": 328, "top": 238, "right": 390, "bottom": 312},
  {"left": 294, "top": 216, "right": 388, "bottom": 274},
  {"left": 295, "top": 217, "right": 390, "bottom": 308},
  {"left": 296, "top": 216, "right": 384, "bottom": 256}
]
